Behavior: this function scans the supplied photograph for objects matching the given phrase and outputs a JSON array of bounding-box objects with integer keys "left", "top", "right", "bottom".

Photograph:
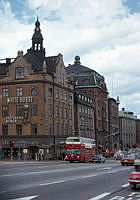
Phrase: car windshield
[
  {"left": 135, "top": 154, "right": 140, "bottom": 159},
  {"left": 93, "top": 154, "right": 103, "bottom": 159},
  {"left": 124, "top": 155, "right": 135, "bottom": 159}
]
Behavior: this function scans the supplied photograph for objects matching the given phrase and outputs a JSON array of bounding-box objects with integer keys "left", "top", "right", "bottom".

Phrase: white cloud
[{"left": 0, "top": 0, "right": 140, "bottom": 116}]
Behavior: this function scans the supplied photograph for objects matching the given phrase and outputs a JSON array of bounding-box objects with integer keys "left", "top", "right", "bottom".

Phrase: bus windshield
[{"left": 66, "top": 149, "right": 81, "bottom": 154}]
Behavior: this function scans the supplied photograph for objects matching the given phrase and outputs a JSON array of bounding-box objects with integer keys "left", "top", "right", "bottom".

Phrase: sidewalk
[{"left": 0, "top": 159, "right": 67, "bottom": 164}]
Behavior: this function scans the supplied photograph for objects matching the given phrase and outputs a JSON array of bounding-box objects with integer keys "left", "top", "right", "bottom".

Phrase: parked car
[
  {"left": 129, "top": 164, "right": 140, "bottom": 189},
  {"left": 89, "top": 154, "right": 105, "bottom": 163},
  {"left": 114, "top": 153, "right": 124, "bottom": 160},
  {"left": 121, "top": 154, "right": 135, "bottom": 166}
]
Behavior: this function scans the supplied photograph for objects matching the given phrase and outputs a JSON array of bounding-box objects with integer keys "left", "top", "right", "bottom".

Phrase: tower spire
[{"left": 28, "top": 17, "right": 45, "bottom": 58}]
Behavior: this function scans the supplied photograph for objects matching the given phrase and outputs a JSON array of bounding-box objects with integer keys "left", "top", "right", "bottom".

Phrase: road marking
[
  {"left": 81, "top": 173, "right": 99, "bottom": 178},
  {"left": 11, "top": 195, "right": 39, "bottom": 200},
  {"left": 88, "top": 192, "right": 110, "bottom": 200},
  {"left": 0, "top": 191, "right": 6, "bottom": 193},
  {"left": 121, "top": 183, "right": 129, "bottom": 187},
  {"left": 97, "top": 167, "right": 112, "bottom": 170},
  {"left": 40, "top": 180, "right": 66, "bottom": 186}
]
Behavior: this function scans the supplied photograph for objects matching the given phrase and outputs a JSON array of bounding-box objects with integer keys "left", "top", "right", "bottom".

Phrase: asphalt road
[{"left": 0, "top": 159, "right": 140, "bottom": 200}]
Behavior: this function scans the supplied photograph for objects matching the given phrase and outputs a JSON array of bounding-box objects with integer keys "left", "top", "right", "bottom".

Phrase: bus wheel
[
  {"left": 70, "top": 161, "right": 74, "bottom": 163},
  {"left": 130, "top": 183, "right": 136, "bottom": 189}
]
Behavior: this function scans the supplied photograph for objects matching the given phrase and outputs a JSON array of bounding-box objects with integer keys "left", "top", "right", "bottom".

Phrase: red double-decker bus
[{"left": 64, "top": 137, "right": 96, "bottom": 163}]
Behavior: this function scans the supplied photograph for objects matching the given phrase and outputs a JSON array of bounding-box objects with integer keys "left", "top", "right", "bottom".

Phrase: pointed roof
[{"left": 32, "top": 17, "right": 43, "bottom": 40}]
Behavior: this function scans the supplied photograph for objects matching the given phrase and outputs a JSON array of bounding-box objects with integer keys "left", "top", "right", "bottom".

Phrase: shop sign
[
  {"left": 7, "top": 96, "right": 33, "bottom": 103},
  {"left": 5, "top": 116, "right": 24, "bottom": 123}
]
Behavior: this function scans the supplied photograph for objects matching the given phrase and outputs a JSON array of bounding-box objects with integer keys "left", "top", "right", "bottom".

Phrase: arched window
[
  {"left": 35, "top": 43, "right": 37, "bottom": 50},
  {"left": 38, "top": 43, "right": 41, "bottom": 50}
]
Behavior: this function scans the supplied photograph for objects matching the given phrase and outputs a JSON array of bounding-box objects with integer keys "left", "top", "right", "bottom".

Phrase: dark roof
[
  {"left": 45, "top": 56, "right": 59, "bottom": 74},
  {"left": 24, "top": 51, "right": 44, "bottom": 71},
  {"left": 65, "top": 56, "right": 108, "bottom": 92},
  {"left": 0, "top": 63, "right": 9, "bottom": 75},
  {"left": 66, "top": 63, "right": 94, "bottom": 74}
]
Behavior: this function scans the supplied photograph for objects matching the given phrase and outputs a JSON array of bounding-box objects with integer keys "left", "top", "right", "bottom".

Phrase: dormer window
[{"left": 15, "top": 67, "right": 24, "bottom": 79}]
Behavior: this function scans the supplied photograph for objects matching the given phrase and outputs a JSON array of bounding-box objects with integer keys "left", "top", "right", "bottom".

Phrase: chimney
[
  {"left": 6, "top": 58, "right": 11, "bottom": 64},
  {"left": 17, "top": 50, "right": 23, "bottom": 57}
]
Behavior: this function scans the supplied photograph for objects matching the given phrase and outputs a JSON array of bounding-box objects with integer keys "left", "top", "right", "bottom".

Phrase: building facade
[
  {"left": 119, "top": 108, "right": 137, "bottom": 150},
  {"left": 136, "top": 119, "right": 140, "bottom": 147},
  {"left": 74, "top": 90, "right": 95, "bottom": 139},
  {"left": 0, "top": 19, "right": 74, "bottom": 160},
  {"left": 66, "top": 56, "right": 108, "bottom": 149},
  {"left": 107, "top": 97, "right": 120, "bottom": 151}
]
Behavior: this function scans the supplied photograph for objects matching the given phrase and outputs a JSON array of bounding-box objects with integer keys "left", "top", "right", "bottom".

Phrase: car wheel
[{"left": 121, "top": 163, "right": 124, "bottom": 166}]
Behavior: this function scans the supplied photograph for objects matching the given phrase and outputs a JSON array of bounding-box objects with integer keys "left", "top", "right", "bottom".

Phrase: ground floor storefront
[{"left": 0, "top": 136, "right": 66, "bottom": 161}]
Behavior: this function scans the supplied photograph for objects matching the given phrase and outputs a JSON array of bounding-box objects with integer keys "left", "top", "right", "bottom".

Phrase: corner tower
[{"left": 27, "top": 17, "right": 45, "bottom": 59}]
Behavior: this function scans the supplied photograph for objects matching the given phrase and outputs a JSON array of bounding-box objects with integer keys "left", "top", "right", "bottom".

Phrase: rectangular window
[
  {"left": 60, "top": 107, "right": 63, "bottom": 118},
  {"left": 64, "top": 124, "right": 68, "bottom": 135},
  {"left": 60, "top": 91, "right": 63, "bottom": 100},
  {"left": 15, "top": 67, "right": 24, "bottom": 79},
  {"left": 16, "top": 105, "right": 24, "bottom": 116},
  {"left": 55, "top": 106, "right": 59, "bottom": 118},
  {"left": 31, "top": 124, "right": 37, "bottom": 135},
  {"left": 16, "top": 125, "right": 22, "bottom": 136},
  {"left": 56, "top": 90, "right": 59, "bottom": 99},
  {"left": 48, "top": 88, "right": 53, "bottom": 97},
  {"left": 16, "top": 88, "right": 23, "bottom": 96},
  {"left": 48, "top": 104, "right": 52, "bottom": 117},
  {"left": 2, "top": 106, "right": 9, "bottom": 117},
  {"left": 2, "top": 125, "right": 8, "bottom": 136},
  {"left": 31, "top": 104, "right": 38, "bottom": 116},
  {"left": 2, "top": 88, "right": 9, "bottom": 97},
  {"left": 56, "top": 123, "right": 59, "bottom": 135},
  {"left": 61, "top": 123, "right": 64, "bottom": 135},
  {"left": 31, "top": 87, "right": 37, "bottom": 96},
  {"left": 69, "top": 95, "right": 72, "bottom": 103},
  {"left": 48, "top": 124, "right": 52, "bottom": 135},
  {"left": 64, "top": 108, "right": 67, "bottom": 119},
  {"left": 63, "top": 93, "right": 67, "bottom": 101},
  {"left": 69, "top": 108, "right": 72, "bottom": 119}
]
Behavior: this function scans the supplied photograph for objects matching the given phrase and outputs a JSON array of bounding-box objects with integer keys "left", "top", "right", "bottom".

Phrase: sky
[{"left": 0, "top": 0, "right": 140, "bottom": 117}]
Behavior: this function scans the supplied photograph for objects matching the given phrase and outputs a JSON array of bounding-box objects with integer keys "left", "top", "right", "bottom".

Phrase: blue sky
[{"left": 0, "top": 0, "right": 140, "bottom": 117}]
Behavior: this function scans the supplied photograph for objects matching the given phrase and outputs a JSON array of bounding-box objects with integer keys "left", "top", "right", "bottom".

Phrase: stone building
[
  {"left": 119, "top": 108, "right": 137, "bottom": 150},
  {"left": 0, "top": 19, "right": 74, "bottom": 160},
  {"left": 136, "top": 119, "right": 140, "bottom": 147},
  {"left": 74, "top": 89, "right": 95, "bottom": 139},
  {"left": 66, "top": 56, "right": 108, "bottom": 149},
  {"left": 107, "top": 96, "right": 120, "bottom": 151}
]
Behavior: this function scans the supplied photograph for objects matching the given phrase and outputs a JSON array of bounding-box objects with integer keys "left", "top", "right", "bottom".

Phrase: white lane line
[
  {"left": 0, "top": 191, "right": 6, "bottom": 193},
  {"left": 40, "top": 180, "right": 66, "bottom": 186},
  {"left": 0, "top": 170, "right": 49, "bottom": 177},
  {"left": 97, "top": 167, "right": 112, "bottom": 171},
  {"left": 88, "top": 192, "right": 110, "bottom": 200},
  {"left": 121, "top": 183, "right": 129, "bottom": 187},
  {"left": 11, "top": 195, "right": 39, "bottom": 200},
  {"left": 81, "top": 173, "right": 99, "bottom": 178}
]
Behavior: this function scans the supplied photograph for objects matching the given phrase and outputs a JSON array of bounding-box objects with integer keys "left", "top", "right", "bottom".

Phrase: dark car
[
  {"left": 89, "top": 154, "right": 105, "bottom": 163},
  {"left": 121, "top": 155, "right": 135, "bottom": 166}
]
